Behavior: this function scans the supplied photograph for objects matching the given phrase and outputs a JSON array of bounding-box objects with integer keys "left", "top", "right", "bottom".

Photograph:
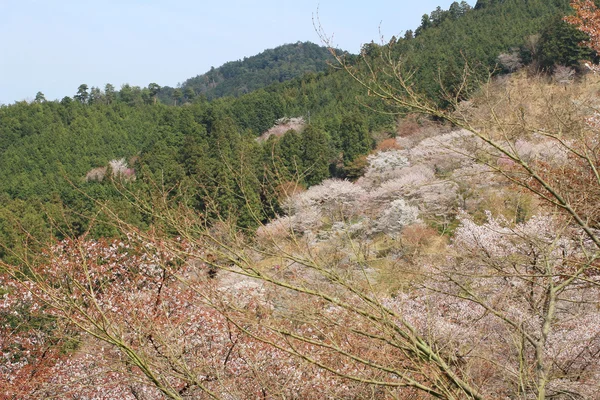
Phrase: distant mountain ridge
[{"left": 158, "top": 41, "right": 335, "bottom": 103}]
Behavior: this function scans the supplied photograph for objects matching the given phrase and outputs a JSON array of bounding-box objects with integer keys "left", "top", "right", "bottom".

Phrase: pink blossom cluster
[
  {"left": 85, "top": 158, "right": 136, "bottom": 183},
  {"left": 586, "top": 112, "right": 600, "bottom": 130},
  {"left": 1, "top": 237, "right": 418, "bottom": 398},
  {"left": 383, "top": 212, "right": 600, "bottom": 398}
]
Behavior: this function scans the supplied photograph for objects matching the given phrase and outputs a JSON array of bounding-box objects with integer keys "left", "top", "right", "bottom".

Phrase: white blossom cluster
[
  {"left": 85, "top": 158, "right": 135, "bottom": 182},
  {"left": 586, "top": 111, "right": 600, "bottom": 130},
  {"left": 374, "top": 199, "right": 420, "bottom": 235},
  {"left": 515, "top": 137, "right": 570, "bottom": 163},
  {"left": 380, "top": 209, "right": 600, "bottom": 397},
  {"left": 283, "top": 179, "right": 366, "bottom": 218}
]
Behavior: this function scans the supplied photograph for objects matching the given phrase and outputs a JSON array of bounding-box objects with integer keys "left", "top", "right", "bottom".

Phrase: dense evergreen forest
[
  {"left": 0, "top": 0, "right": 590, "bottom": 261},
  {"left": 158, "top": 41, "right": 336, "bottom": 103}
]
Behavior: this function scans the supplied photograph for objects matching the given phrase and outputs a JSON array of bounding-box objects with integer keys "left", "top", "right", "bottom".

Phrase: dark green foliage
[
  {"left": 74, "top": 84, "right": 89, "bottom": 104},
  {"left": 416, "top": 1, "right": 472, "bottom": 35},
  {"left": 474, "top": 0, "right": 492, "bottom": 10},
  {"left": 223, "top": 89, "right": 285, "bottom": 134},
  {"left": 401, "top": 0, "right": 572, "bottom": 101},
  {"left": 538, "top": 15, "right": 597, "bottom": 69},
  {"left": 338, "top": 113, "right": 373, "bottom": 164},
  {"left": 158, "top": 42, "right": 335, "bottom": 103},
  {"left": 269, "top": 123, "right": 335, "bottom": 187},
  {"left": 301, "top": 125, "right": 332, "bottom": 186},
  {"left": 273, "top": 129, "right": 304, "bottom": 180},
  {"left": 34, "top": 92, "right": 46, "bottom": 103},
  {"left": 105, "top": 84, "right": 116, "bottom": 104},
  {"left": 0, "top": 196, "right": 53, "bottom": 263}
]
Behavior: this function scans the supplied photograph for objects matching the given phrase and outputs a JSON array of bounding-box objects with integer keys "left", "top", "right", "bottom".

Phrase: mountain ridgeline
[
  {"left": 389, "top": 0, "right": 582, "bottom": 100},
  {"left": 0, "top": 0, "right": 591, "bottom": 260},
  {"left": 157, "top": 42, "right": 336, "bottom": 103}
]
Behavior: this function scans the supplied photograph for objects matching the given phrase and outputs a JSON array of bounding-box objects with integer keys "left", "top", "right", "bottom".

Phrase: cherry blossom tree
[
  {"left": 3, "top": 3, "right": 600, "bottom": 397},
  {"left": 310, "top": 13, "right": 600, "bottom": 399}
]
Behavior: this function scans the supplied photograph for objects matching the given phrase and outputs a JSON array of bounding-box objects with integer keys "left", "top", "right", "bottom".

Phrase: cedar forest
[{"left": 2, "top": 0, "right": 600, "bottom": 398}]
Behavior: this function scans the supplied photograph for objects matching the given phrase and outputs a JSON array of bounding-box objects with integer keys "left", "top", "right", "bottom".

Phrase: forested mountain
[
  {"left": 157, "top": 42, "right": 335, "bottom": 103},
  {"left": 0, "top": 0, "right": 588, "bottom": 259},
  {"left": 5, "top": 0, "right": 600, "bottom": 398},
  {"left": 385, "top": 0, "right": 582, "bottom": 100}
]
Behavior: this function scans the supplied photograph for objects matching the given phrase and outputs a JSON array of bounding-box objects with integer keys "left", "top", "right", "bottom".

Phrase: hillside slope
[
  {"left": 158, "top": 41, "right": 335, "bottom": 102},
  {"left": 0, "top": 0, "right": 588, "bottom": 258},
  {"left": 5, "top": 73, "right": 600, "bottom": 399},
  {"left": 347, "top": 0, "right": 575, "bottom": 103}
]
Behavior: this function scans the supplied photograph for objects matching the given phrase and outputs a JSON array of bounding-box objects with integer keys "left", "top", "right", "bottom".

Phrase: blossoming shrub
[
  {"left": 2, "top": 237, "right": 422, "bottom": 399},
  {"left": 383, "top": 212, "right": 600, "bottom": 398}
]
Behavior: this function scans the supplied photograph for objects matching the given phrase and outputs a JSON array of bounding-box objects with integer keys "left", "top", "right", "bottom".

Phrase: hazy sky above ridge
[{"left": 0, "top": 0, "right": 474, "bottom": 104}]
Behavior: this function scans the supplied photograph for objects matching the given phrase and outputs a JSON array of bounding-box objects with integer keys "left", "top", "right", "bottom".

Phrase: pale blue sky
[{"left": 0, "top": 0, "right": 473, "bottom": 104}]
